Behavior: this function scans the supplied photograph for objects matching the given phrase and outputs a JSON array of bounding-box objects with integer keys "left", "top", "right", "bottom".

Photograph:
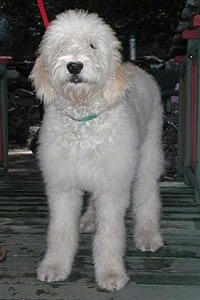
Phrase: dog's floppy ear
[
  {"left": 29, "top": 55, "right": 56, "bottom": 105},
  {"left": 103, "top": 63, "right": 130, "bottom": 103}
]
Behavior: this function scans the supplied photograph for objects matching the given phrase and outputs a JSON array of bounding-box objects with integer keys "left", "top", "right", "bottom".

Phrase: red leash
[{"left": 37, "top": 0, "right": 49, "bottom": 28}]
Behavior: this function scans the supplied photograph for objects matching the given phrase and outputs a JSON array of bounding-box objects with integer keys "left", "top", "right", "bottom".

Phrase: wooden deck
[{"left": 0, "top": 150, "right": 200, "bottom": 299}]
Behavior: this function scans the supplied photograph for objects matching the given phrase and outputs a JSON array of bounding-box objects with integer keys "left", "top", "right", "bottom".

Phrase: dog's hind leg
[
  {"left": 133, "top": 115, "right": 164, "bottom": 252},
  {"left": 80, "top": 197, "right": 96, "bottom": 233}
]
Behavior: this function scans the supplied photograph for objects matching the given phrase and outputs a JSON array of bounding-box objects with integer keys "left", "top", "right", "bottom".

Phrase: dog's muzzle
[{"left": 67, "top": 61, "right": 84, "bottom": 84}]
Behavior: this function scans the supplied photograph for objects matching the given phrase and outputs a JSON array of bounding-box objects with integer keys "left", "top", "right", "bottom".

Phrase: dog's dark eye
[{"left": 90, "top": 43, "right": 96, "bottom": 49}]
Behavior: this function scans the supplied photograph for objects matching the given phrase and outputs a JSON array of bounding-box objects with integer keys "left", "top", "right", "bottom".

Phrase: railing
[{"left": 178, "top": 15, "right": 200, "bottom": 203}]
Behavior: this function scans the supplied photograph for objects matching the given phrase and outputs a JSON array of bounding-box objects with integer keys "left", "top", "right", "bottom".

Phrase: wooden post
[{"left": 0, "top": 56, "right": 11, "bottom": 178}]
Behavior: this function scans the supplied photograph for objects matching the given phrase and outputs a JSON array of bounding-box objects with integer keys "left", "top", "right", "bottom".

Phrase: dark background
[{"left": 0, "top": 0, "right": 186, "bottom": 61}]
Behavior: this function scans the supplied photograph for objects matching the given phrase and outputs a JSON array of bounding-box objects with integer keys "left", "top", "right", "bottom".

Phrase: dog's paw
[
  {"left": 37, "top": 260, "right": 69, "bottom": 282},
  {"left": 97, "top": 271, "right": 129, "bottom": 291},
  {"left": 80, "top": 215, "right": 95, "bottom": 233},
  {"left": 134, "top": 229, "right": 163, "bottom": 252}
]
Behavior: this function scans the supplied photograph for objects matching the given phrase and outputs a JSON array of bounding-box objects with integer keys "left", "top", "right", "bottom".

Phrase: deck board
[{"left": 0, "top": 150, "right": 200, "bottom": 299}]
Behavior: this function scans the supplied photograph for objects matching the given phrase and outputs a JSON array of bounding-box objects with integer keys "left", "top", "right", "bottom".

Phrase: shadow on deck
[{"left": 0, "top": 150, "right": 200, "bottom": 299}]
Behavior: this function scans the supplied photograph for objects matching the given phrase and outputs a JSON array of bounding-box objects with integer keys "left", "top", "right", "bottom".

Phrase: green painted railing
[{"left": 178, "top": 15, "right": 200, "bottom": 203}]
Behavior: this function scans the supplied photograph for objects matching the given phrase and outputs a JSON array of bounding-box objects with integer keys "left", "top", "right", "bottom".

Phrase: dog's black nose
[{"left": 67, "top": 62, "right": 83, "bottom": 74}]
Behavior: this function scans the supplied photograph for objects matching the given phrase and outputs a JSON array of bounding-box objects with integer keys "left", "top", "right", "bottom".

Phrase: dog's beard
[
  {"left": 69, "top": 75, "right": 83, "bottom": 84},
  {"left": 62, "top": 81, "right": 99, "bottom": 103}
]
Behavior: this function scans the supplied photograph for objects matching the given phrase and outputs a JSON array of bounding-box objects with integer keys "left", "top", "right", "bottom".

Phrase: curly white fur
[{"left": 30, "top": 9, "right": 164, "bottom": 291}]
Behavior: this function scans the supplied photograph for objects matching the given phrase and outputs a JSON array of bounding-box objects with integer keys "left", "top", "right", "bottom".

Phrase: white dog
[{"left": 30, "top": 9, "right": 164, "bottom": 291}]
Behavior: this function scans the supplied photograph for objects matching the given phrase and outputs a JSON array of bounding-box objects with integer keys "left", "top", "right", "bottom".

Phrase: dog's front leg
[
  {"left": 93, "top": 191, "right": 129, "bottom": 291},
  {"left": 37, "top": 189, "right": 82, "bottom": 282}
]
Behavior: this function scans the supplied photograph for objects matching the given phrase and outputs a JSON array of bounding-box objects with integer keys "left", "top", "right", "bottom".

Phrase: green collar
[{"left": 68, "top": 113, "right": 98, "bottom": 122}]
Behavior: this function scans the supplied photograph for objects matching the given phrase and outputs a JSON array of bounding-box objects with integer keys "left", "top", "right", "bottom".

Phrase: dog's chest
[
  {"left": 42, "top": 104, "right": 137, "bottom": 161},
  {"left": 45, "top": 106, "right": 125, "bottom": 145},
  {"left": 58, "top": 116, "right": 116, "bottom": 152},
  {"left": 40, "top": 106, "right": 138, "bottom": 190}
]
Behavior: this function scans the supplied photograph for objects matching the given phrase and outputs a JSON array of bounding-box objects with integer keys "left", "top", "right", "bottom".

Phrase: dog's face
[{"left": 32, "top": 10, "right": 122, "bottom": 103}]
